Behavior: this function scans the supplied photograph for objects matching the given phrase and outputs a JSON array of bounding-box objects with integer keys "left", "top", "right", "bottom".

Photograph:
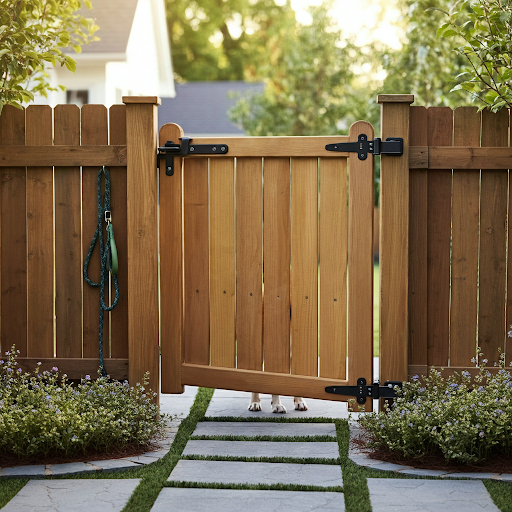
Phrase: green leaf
[
  {"left": 64, "top": 57, "right": 76, "bottom": 72},
  {"left": 440, "top": 29, "right": 458, "bottom": 38}
]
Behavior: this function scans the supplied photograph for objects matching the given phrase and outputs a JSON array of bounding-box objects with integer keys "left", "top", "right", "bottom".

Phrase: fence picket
[
  {"left": 319, "top": 157, "right": 347, "bottom": 380},
  {"left": 236, "top": 157, "right": 263, "bottom": 371},
  {"left": 183, "top": 158, "right": 210, "bottom": 365},
  {"left": 426, "top": 107, "right": 452, "bottom": 366},
  {"left": 479, "top": 109, "right": 508, "bottom": 365},
  {"left": 0, "top": 106, "right": 27, "bottom": 356},
  {"left": 54, "top": 105, "right": 82, "bottom": 358},
  {"left": 450, "top": 107, "right": 480, "bottom": 366},
  {"left": 108, "top": 105, "right": 129, "bottom": 359},
  {"left": 290, "top": 157, "right": 318, "bottom": 377},
  {"left": 26, "top": 106, "right": 54, "bottom": 358},
  {"left": 262, "top": 158, "right": 291, "bottom": 374},
  {"left": 209, "top": 157, "right": 236, "bottom": 368}
]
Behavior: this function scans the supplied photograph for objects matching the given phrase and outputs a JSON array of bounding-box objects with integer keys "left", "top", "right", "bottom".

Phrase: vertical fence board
[
  {"left": 25, "top": 106, "right": 54, "bottom": 358},
  {"left": 109, "top": 105, "right": 129, "bottom": 359},
  {"left": 0, "top": 106, "right": 27, "bottom": 356},
  {"left": 319, "top": 157, "right": 347, "bottom": 380},
  {"left": 479, "top": 109, "right": 508, "bottom": 365},
  {"left": 209, "top": 158, "right": 236, "bottom": 368},
  {"left": 183, "top": 158, "right": 210, "bottom": 365},
  {"left": 450, "top": 107, "right": 480, "bottom": 367},
  {"left": 262, "top": 158, "right": 291, "bottom": 374},
  {"left": 81, "top": 105, "right": 109, "bottom": 358},
  {"left": 54, "top": 105, "right": 82, "bottom": 358},
  {"left": 290, "top": 157, "right": 318, "bottom": 377},
  {"left": 159, "top": 122, "right": 184, "bottom": 392},
  {"left": 347, "top": 122, "right": 374, "bottom": 393},
  {"left": 236, "top": 158, "right": 263, "bottom": 371},
  {"left": 426, "top": 107, "right": 452, "bottom": 366},
  {"left": 408, "top": 106, "right": 428, "bottom": 368}
]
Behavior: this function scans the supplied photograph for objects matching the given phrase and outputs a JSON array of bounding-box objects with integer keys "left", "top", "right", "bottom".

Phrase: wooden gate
[{"left": 159, "top": 119, "right": 378, "bottom": 405}]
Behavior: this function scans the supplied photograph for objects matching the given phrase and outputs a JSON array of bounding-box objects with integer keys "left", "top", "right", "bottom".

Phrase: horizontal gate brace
[
  {"left": 157, "top": 137, "right": 229, "bottom": 176},
  {"left": 325, "top": 378, "right": 402, "bottom": 404},
  {"left": 325, "top": 135, "right": 403, "bottom": 161}
]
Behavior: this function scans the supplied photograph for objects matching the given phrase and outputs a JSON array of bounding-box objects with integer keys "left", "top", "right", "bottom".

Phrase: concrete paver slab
[
  {"left": 206, "top": 391, "right": 349, "bottom": 418},
  {"left": 2, "top": 479, "right": 141, "bottom": 512},
  {"left": 160, "top": 386, "right": 198, "bottom": 420},
  {"left": 152, "top": 488, "right": 345, "bottom": 511},
  {"left": 367, "top": 478, "right": 500, "bottom": 512},
  {"left": 192, "top": 421, "right": 337, "bottom": 438},
  {"left": 182, "top": 440, "right": 340, "bottom": 459},
  {"left": 167, "top": 459, "right": 343, "bottom": 487}
]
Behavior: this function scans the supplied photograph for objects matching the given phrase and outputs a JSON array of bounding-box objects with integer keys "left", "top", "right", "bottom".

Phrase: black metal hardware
[
  {"left": 157, "top": 137, "right": 229, "bottom": 176},
  {"left": 325, "top": 135, "right": 403, "bottom": 160},
  {"left": 325, "top": 378, "right": 402, "bottom": 404}
]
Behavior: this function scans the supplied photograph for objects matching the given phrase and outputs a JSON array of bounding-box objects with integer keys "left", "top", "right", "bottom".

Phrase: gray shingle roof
[
  {"left": 79, "top": 0, "right": 138, "bottom": 53},
  {"left": 159, "top": 81, "right": 264, "bottom": 135}
]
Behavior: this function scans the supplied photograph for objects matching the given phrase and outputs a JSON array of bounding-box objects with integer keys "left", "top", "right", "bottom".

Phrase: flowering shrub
[
  {"left": 359, "top": 350, "right": 512, "bottom": 463},
  {"left": 0, "top": 347, "right": 167, "bottom": 459}
]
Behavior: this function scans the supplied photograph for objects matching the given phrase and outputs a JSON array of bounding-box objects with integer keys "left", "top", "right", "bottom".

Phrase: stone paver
[
  {"left": 183, "top": 440, "right": 340, "bottom": 459},
  {"left": 0, "top": 465, "right": 46, "bottom": 478},
  {"left": 192, "top": 421, "right": 337, "bottom": 438},
  {"left": 2, "top": 479, "right": 141, "bottom": 512},
  {"left": 367, "top": 479, "right": 500, "bottom": 512},
  {"left": 167, "top": 459, "right": 343, "bottom": 487},
  {"left": 152, "top": 488, "right": 345, "bottom": 511},
  {"left": 206, "top": 390, "right": 350, "bottom": 418}
]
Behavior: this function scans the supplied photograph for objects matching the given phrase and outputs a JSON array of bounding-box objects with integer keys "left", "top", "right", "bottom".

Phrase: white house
[{"left": 36, "top": 0, "right": 174, "bottom": 107}]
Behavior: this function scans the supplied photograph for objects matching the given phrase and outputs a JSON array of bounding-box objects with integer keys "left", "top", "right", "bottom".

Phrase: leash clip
[{"left": 104, "top": 210, "right": 112, "bottom": 224}]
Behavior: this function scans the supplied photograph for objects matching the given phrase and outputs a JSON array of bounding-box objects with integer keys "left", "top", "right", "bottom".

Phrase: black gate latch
[
  {"left": 325, "top": 378, "right": 402, "bottom": 404},
  {"left": 325, "top": 135, "right": 403, "bottom": 161},
  {"left": 157, "top": 137, "right": 229, "bottom": 176}
]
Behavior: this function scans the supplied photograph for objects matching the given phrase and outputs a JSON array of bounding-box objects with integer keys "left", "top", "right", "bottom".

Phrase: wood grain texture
[
  {"left": 379, "top": 101, "right": 411, "bottom": 384},
  {"left": 108, "top": 105, "right": 129, "bottom": 359},
  {"left": 81, "top": 105, "right": 109, "bottom": 358},
  {"left": 262, "top": 158, "right": 291, "bottom": 374},
  {"left": 209, "top": 158, "right": 236, "bottom": 368},
  {"left": 290, "top": 158, "right": 318, "bottom": 377},
  {"left": 408, "top": 107, "right": 428, "bottom": 368},
  {"left": 183, "top": 158, "right": 210, "bottom": 365},
  {"left": 426, "top": 107, "right": 452, "bottom": 367},
  {"left": 125, "top": 101, "right": 160, "bottom": 397},
  {"left": 25, "top": 106, "right": 53, "bottom": 358},
  {"left": 182, "top": 363, "right": 349, "bottom": 401},
  {"left": 319, "top": 157, "right": 347, "bottom": 380},
  {"left": 450, "top": 107, "right": 480, "bottom": 366},
  {"left": 0, "top": 106, "right": 27, "bottom": 356},
  {"left": 54, "top": 105, "right": 82, "bottom": 358},
  {"left": 159, "top": 123, "right": 184, "bottom": 393},
  {"left": 236, "top": 158, "right": 263, "bottom": 371},
  {"left": 347, "top": 122, "right": 374, "bottom": 391},
  {"left": 478, "top": 108, "right": 508, "bottom": 365}
]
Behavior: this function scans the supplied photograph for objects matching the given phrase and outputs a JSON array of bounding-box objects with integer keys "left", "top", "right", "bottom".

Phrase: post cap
[
  {"left": 123, "top": 96, "right": 161, "bottom": 105},
  {"left": 377, "top": 94, "right": 414, "bottom": 104}
]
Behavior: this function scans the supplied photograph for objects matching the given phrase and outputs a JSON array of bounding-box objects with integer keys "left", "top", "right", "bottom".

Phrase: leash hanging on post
[{"left": 83, "top": 166, "right": 119, "bottom": 377}]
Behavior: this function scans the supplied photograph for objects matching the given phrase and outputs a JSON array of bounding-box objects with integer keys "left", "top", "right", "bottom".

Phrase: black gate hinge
[
  {"left": 325, "top": 135, "right": 403, "bottom": 161},
  {"left": 325, "top": 378, "right": 402, "bottom": 404},
  {"left": 157, "top": 137, "right": 229, "bottom": 176}
]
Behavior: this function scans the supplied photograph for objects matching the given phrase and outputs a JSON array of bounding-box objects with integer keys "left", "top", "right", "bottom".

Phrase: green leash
[{"left": 83, "top": 166, "right": 119, "bottom": 377}]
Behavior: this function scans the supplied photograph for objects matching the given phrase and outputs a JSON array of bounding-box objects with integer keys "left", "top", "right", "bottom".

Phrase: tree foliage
[
  {"left": 0, "top": 0, "right": 98, "bottom": 112},
  {"left": 167, "top": 0, "right": 296, "bottom": 81},
  {"left": 381, "top": 0, "right": 469, "bottom": 107},
  {"left": 437, "top": 0, "right": 512, "bottom": 111},
  {"left": 229, "top": 4, "right": 379, "bottom": 136}
]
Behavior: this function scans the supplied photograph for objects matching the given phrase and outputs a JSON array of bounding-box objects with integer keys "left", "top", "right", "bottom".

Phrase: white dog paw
[
  {"left": 248, "top": 401, "right": 262, "bottom": 412},
  {"left": 271, "top": 402, "right": 287, "bottom": 413},
  {"left": 294, "top": 398, "right": 308, "bottom": 411}
]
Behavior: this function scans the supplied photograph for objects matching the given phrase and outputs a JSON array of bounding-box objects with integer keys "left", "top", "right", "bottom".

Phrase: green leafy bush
[
  {"left": 0, "top": 347, "right": 167, "bottom": 459},
  {"left": 359, "top": 350, "right": 512, "bottom": 463},
  {"left": 435, "top": 0, "right": 512, "bottom": 111}
]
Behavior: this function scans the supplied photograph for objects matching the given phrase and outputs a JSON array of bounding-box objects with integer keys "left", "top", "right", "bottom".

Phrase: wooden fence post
[
  {"left": 378, "top": 94, "right": 413, "bottom": 386},
  {"left": 123, "top": 96, "right": 161, "bottom": 402}
]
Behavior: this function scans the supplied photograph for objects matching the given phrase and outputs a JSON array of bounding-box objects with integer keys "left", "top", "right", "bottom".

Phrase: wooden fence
[{"left": 0, "top": 97, "right": 160, "bottom": 399}]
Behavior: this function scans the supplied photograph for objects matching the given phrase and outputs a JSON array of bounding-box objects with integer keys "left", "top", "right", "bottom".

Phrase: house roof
[
  {"left": 78, "top": 0, "right": 138, "bottom": 53},
  {"left": 159, "top": 81, "right": 264, "bottom": 135}
]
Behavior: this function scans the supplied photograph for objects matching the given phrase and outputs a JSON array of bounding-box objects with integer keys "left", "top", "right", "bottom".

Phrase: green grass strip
[
  {"left": 166, "top": 480, "right": 343, "bottom": 493},
  {"left": 0, "top": 478, "right": 28, "bottom": 509},
  {"left": 203, "top": 415, "right": 338, "bottom": 423},
  {"left": 190, "top": 434, "right": 335, "bottom": 442},
  {"left": 181, "top": 454, "right": 340, "bottom": 465},
  {"left": 484, "top": 480, "right": 512, "bottom": 512}
]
